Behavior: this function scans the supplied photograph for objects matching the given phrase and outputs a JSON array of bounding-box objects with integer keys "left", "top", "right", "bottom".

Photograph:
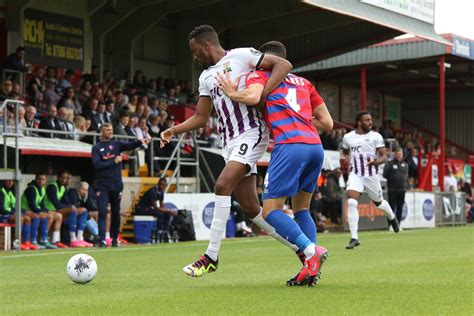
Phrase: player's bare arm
[
  {"left": 215, "top": 72, "right": 263, "bottom": 105},
  {"left": 312, "top": 103, "right": 333, "bottom": 132},
  {"left": 160, "top": 96, "right": 212, "bottom": 148},
  {"left": 258, "top": 54, "right": 292, "bottom": 105},
  {"left": 368, "top": 147, "right": 388, "bottom": 166}
]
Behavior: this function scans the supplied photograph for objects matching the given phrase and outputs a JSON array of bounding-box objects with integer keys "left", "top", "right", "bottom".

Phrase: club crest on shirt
[
  {"left": 109, "top": 145, "right": 113, "bottom": 150},
  {"left": 223, "top": 61, "right": 232, "bottom": 74}
]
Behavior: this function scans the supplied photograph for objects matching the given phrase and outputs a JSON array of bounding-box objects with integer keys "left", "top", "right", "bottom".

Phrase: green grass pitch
[{"left": 1, "top": 226, "right": 473, "bottom": 315}]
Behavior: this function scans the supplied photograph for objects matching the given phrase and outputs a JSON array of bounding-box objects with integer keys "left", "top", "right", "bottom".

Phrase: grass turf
[{"left": 1, "top": 226, "right": 473, "bottom": 315}]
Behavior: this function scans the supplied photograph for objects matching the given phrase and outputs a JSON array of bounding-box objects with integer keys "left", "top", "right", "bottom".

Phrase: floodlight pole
[
  {"left": 360, "top": 65, "right": 366, "bottom": 111},
  {"left": 439, "top": 56, "right": 446, "bottom": 191}
]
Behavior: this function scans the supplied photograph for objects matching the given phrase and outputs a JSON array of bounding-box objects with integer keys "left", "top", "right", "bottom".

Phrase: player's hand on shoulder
[{"left": 160, "top": 128, "right": 173, "bottom": 148}]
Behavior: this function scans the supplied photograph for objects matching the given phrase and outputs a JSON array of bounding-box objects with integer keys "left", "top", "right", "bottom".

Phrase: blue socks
[
  {"left": 40, "top": 217, "right": 48, "bottom": 242},
  {"left": 77, "top": 211, "right": 87, "bottom": 231},
  {"left": 31, "top": 217, "right": 39, "bottom": 243},
  {"left": 266, "top": 210, "right": 312, "bottom": 252},
  {"left": 294, "top": 209, "right": 317, "bottom": 244},
  {"left": 67, "top": 211, "right": 77, "bottom": 232},
  {"left": 22, "top": 224, "right": 31, "bottom": 243}
]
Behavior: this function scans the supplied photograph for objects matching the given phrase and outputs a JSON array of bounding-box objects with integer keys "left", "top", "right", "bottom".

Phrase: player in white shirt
[
  {"left": 340, "top": 111, "right": 399, "bottom": 249},
  {"left": 160, "top": 25, "right": 297, "bottom": 277}
]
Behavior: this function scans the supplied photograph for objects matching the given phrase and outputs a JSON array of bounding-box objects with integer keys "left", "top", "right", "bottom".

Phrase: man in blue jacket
[{"left": 92, "top": 123, "right": 148, "bottom": 247}]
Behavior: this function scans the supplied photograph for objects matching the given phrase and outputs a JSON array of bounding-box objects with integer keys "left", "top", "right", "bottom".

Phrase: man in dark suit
[
  {"left": 113, "top": 112, "right": 130, "bottom": 136},
  {"left": 405, "top": 147, "right": 419, "bottom": 181},
  {"left": 57, "top": 107, "right": 74, "bottom": 139},
  {"left": 39, "top": 105, "right": 62, "bottom": 138},
  {"left": 125, "top": 115, "right": 138, "bottom": 138}
]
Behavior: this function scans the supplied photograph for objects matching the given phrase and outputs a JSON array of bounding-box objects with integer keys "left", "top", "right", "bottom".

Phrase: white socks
[
  {"left": 77, "top": 230, "right": 84, "bottom": 241},
  {"left": 69, "top": 232, "right": 77, "bottom": 242},
  {"left": 348, "top": 198, "right": 359, "bottom": 240},
  {"left": 106, "top": 232, "right": 111, "bottom": 239},
  {"left": 205, "top": 195, "right": 231, "bottom": 262},
  {"left": 377, "top": 199, "right": 395, "bottom": 220},
  {"left": 303, "top": 244, "right": 316, "bottom": 259},
  {"left": 251, "top": 209, "right": 299, "bottom": 252},
  {"left": 52, "top": 231, "right": 60, "bottom": 243}
]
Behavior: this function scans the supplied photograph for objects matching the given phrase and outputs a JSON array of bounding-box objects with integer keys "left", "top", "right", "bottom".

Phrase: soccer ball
[{"left": 66, "top": 254, "right": 98, "bottom": 284}]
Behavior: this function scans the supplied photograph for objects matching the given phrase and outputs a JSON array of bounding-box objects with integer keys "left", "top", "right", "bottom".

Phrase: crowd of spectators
[{"left": 0, "top": 47, "right": 225, "bottom": 176}]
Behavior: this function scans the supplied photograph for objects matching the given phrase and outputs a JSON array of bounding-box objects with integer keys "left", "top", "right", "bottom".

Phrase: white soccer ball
[{"left": 66, "top": 254, "right": 98, "bottom": 284}]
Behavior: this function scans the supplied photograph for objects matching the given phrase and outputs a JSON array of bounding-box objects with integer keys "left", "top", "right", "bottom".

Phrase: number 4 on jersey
[{"left": 284, "top": 88, "right": 300, "bottom": 112}]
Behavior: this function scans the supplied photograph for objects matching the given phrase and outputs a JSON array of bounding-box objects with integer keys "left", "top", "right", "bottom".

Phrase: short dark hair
[
  {"left": 16, "top": 46, "right": 26, "bottom": 53},
  {"left": 188, "top": 25, "right": 219, "bottom": 43},
  {"left": 35, "top": 172, "right": 46, "bottom": 180},
  {"left": 259, "top": 41, "right": 287, "bottom": 58},
  {"left": 119, "top": 111, "right": 130, "bottom": 118},
  {"left": 355, "top": 111, "right": 370, "bottom": 124},
  {"left": 57, "top": 169, "right": 70, "bottom": 177}
]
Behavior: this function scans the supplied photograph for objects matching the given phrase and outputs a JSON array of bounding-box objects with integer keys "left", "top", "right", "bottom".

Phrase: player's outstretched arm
[
  {"left": 160, "top": 96, "right": 212, "bottom": 148},
  {"left": 259, "top": 54, "right": 292, "bottom": 105},
  {"left": 215, "top": 72, "right": 263, "bottom": 105}
]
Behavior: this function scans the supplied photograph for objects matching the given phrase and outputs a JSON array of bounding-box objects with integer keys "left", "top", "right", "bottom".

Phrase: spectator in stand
[
  {"left": 135, "top": 178, "right": 176, "bottom": 243},
  {"left": 57, "top": 87, "right": 80, "bottom": 114},
  {"left": 407, "top": 177, "right": 416, "bottom": 191},
  {"left": 78, "top": 80, "right": 92, "bottom": 105},
  {"left": 383, "top": 148, "right": 409, "bottom": 226},
  {"left": 82, "top": 65, "right": 99, "bottom": 84},
  {"left": 125, "top": 115, "right": 139, "bottom": 138},
  {"left": 135, "top": 102, "right": 146, "bottom": 118},
  {"left": 57, "top": 107, "right": 74, "bottom": 139},
  {"left": 158, "top": 99, "right": 168, "bottom": 112},
  {"left": 134, "top": 117, "right": 151, "bottom": 141},
  {"left": 8, "top": 105, "right": 27, "bottom": 131},
  {"left": 0, "top": 180, "right": 40, "bottom": 250},
  {"left": 24, "top": 105, "right": 40, "bottom": 136},
  {"left": 43, "top": 78, "right": 61, "bottom": 107},
  {"left": 96, "top": 101, "right": 109, "bottom": 126},
  {"left": 127, "top": 94, "right": 138, "bottom": 113},
  {"left": 90, "top": 86, "right": 104, "bottom": 103},
  {"left": 1, "top": 46, "right": 30, "bottom": 81},
  {"left": 27, "top": 67, "right": 44, "bottom": 93},
  {"left": 114, "top": 112, "right": 130, "bottom": 136},
  {"left": 146, "top": 79, "right": 158, "bottom": 99},
  {"left": 405, "top": 147, "right": 419, "bottom": 181},
  {"left": 57, "top": 69, "right": 75, "bottom": 95},
  {"left": 82, "top": 97, "right": 100, "bottom": 132},
  {"left": 379, "top": 119, "right": 394, "bottom": 139},
  {"left": 148, "top": 114, "right": 161, "bottom": 138},
  {"left": 39, "top": 105, "right": 61, "bottom": 138},
  {"left": 149, "top": 97, "right": 160, "bottom": 116},
  {"left": 73, "top": 115, "right": 87, "bottom": 140},
  {"left": 29, "top": 82, "right": 44, "bottom": 110},
  {"left": 102, "top": 70, "right": 114, "bottom": 88},
  {"left": 43, "top": 67, "right": 55, "bottom": 85},
  {"left": 104, "top": 100, "right": 116, "bottom": 124},
  {"left": 162, "top": 87, "right": 178, "bottom": 105},
  {"left": 0, "top": 79, "right": 13, "bottom": 101},
  {"left": 443, "top": 168, "right": 458, "bottom": 192},
  {"left": 156, "top": 76, "right": 165, "bottom": 94},
  {"left": 132, "top": 70, "right": 147, "bottom": 90}
]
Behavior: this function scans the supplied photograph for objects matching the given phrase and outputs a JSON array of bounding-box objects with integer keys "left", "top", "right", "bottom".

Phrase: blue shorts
[{"left": 263, "top": 143, "right": 324, "bottom": 199}]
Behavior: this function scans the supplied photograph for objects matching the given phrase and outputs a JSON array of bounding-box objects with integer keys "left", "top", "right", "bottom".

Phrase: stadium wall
[{"left": 402, "top": 90, "right": 474, "bottom": 151}]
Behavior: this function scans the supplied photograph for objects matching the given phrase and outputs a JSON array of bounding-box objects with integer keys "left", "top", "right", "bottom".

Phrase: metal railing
[
  {"left": 0, "top": 99, "right": 24, "bottom": 250},
  {"left": 2, "top": 122, "right": 217, "bottom": 194}
]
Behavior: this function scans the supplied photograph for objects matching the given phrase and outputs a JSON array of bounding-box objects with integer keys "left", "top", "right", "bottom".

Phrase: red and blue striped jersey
[{"left": 246, "top": 71, "right": 324, "bottom": 145}]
